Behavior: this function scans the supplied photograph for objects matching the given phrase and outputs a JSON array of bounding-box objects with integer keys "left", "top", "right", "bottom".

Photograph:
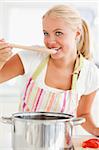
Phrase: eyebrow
[
  {"left": 53, "top": 28, "right": 63, "bottom": 32},
  {"left": 43, "top": 28, "right": 63, "bottom": 32}
]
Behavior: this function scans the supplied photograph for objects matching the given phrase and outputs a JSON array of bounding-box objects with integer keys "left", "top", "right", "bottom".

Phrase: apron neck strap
[
  {"left": 32, "top": 56, "right": 49, "bottom": 80},
  {"left": 71, "top": 54, "right": 84, "bottom": 90}
]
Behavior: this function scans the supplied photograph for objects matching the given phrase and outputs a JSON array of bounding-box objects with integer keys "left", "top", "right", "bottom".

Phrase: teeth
[{"left": 52, "top": 48, "right": 60, "bottom": 51}]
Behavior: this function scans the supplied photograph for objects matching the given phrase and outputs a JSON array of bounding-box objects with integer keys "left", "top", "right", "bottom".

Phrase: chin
[{"left": 50, "top": 53, "right": 63, "bottom": 59}]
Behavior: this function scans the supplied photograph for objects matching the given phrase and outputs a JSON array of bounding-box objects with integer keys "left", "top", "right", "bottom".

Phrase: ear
[{"left": 75, "top": 27, "right": 81, "bottom": 39}]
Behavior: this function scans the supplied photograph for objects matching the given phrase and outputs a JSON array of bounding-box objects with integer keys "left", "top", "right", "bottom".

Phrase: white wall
[{"left": 0, "top": 1, "right": 99, "bottom": 136}]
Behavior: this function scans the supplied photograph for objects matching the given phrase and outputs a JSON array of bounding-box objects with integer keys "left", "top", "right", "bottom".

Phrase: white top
[{"left": 18, "top": 51, "right": 99, "bottom": 101}]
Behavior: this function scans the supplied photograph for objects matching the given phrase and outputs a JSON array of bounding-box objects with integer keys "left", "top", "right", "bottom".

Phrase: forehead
[{"left": 43, "top": 16, "right": 68, "bottom": 30}]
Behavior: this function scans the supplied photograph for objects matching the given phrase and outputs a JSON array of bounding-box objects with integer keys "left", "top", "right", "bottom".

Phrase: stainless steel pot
[{"left": 0, "top": 112, "right": 85, "bottom": 150}]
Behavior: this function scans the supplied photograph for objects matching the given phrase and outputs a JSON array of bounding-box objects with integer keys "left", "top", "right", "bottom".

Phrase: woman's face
[{"left": 43, "top": 16, "right": 78, "bottom": 59}]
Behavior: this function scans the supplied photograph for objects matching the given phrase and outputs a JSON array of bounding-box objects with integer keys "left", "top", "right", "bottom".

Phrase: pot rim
[{"left": 11, "top": 111, "right": 74, "bottom": 122}]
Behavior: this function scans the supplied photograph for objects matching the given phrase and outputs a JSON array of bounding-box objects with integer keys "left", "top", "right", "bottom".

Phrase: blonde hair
[{"left": 43, "top": 5, "right": 91, "bottom": 59}]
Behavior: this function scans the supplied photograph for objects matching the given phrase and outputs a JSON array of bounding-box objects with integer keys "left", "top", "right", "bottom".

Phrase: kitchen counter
[
  {"left": 72, "top": 135, "right": 99, "bottom": 150},
  {"left": 0, "top": 132, "right": 98, "bottom": 150}
]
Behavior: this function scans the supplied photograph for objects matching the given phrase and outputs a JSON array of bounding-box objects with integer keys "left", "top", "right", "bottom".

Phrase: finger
[
  {"left": 0, "top": 51, "right": 13, "bottom": 61},
  {"left": 0, "top": 38, "right": 5, "bottom": 42},
  {"left": 0, "top": 43, "right": 11, "bottom": 50},
  {"left": 0, "top": 47, "right": 12, "bottom": 54}
]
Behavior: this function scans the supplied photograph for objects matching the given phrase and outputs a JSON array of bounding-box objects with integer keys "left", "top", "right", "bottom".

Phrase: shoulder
[
  {"left": 82, "top": 58, "right": 99, "bottom": 76},
  {"left": 77, "top": 58, "right": 99, "bottom": 95}
]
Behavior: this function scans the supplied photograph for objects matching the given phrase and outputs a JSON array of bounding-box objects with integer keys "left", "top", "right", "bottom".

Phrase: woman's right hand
[{"left": 0, "top": 39, "right": 13, "bottom": 70}]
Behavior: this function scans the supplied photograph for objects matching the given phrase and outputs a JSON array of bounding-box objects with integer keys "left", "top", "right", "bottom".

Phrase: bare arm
[
  {"left": 0, "top": 54, "right": 24, "bottom": 83},
  {"left": 77, "top": 91, "right": 99, "bottom": 136}
]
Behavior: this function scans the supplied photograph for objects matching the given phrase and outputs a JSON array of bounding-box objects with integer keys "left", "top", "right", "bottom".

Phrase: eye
[
  {"left": 55, "top": 31, "right": 63, "bottom": 36},
  {"left": 43, "top": 31, "right": 49, "bottom": 36}
]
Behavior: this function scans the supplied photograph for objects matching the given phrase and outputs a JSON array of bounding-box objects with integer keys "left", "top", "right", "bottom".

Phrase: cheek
[
  {"left": 63, "top": 38, "right": 75, "bottom": 50},
  {"left": 44, "top": 38, "right": 47, "bottom": 46},
  {"left": 63, "top": 39, "right": 70, "bottom": 48}
]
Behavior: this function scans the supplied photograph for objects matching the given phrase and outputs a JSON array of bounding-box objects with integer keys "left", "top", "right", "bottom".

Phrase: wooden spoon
[{"left": 10, "top": 43, "right": 57, "bottom": 54}]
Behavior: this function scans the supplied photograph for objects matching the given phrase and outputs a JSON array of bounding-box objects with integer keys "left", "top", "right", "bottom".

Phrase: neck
[{"left": 50, "top": 54, "right": 77, "bottom": 70}]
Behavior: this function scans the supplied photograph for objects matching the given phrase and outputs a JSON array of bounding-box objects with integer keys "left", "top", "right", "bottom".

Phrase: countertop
[
  {"left": 72, "top": 136, "right": 99, "bottom": 150},
  {"left": 0, "top": 132, "right": 98, "bottom": 150}
]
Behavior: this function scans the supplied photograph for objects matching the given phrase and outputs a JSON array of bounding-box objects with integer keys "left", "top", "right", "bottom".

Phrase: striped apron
[{"left": 19, "top": 54, "right": 83, "bottom": 115}]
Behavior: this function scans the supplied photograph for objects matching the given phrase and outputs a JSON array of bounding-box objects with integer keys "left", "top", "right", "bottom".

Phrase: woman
[{"left": 0, "top": 5, "right": 99, "bottom": 136}]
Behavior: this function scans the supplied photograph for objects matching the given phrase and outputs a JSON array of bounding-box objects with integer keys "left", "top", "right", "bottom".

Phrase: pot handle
[
  {"left": 0, "top": 116, "right": 13, "bottom": 124},
  {"left": 70, "top": 117, "right": 85, "bottom": 126}
]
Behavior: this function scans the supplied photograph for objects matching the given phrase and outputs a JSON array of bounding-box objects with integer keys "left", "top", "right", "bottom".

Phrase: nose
[{"left": 47, "top": 36, "right": 57, "bottom": 47}]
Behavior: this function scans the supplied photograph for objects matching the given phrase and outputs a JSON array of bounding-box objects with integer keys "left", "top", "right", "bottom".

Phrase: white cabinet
[
  {"left": 0, "top": 96, "right": 19, "bottom": 115},
  {"left": 0, "top": 95, "right": 19, "bottom": 136}
]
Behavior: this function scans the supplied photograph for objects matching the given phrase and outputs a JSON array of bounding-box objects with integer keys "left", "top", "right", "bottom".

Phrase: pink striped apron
[{"left": 19, "top": 54, "right": 83, "bottom": 115}]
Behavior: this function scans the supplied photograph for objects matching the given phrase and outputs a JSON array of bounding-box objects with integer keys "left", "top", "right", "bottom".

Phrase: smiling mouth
[{"left": 52, "top": 47, "right": 61, "bottom": 52}]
